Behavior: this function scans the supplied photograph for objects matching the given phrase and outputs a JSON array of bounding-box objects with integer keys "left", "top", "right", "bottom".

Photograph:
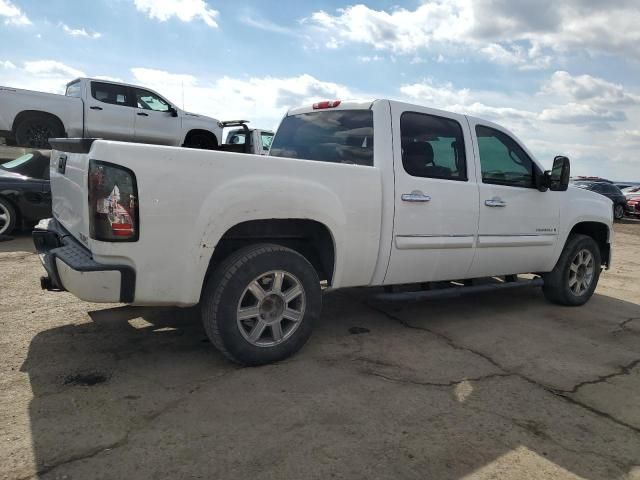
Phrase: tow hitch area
[
  {"left": 373, "top": 276, "right": 544, "bottom": 303},
  {"left": 40, "top": 276, "right": 63, "bottom": 292}
]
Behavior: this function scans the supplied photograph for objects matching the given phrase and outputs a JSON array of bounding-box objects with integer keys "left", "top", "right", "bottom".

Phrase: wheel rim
[
  {"left": 236, "top": 270, "right": 306, "bottom": 347},
  {"left": 568, "top": 248, "right": 595, "bottom": 296},
  {"left": 0, "top": 203, "right": 10, "bottom": 235},
  {"left": 25, "top": 123, "right": 53, "bottom": 148},
  {"left": 615, "top": 205, "right": 624, "bottom": 219}
]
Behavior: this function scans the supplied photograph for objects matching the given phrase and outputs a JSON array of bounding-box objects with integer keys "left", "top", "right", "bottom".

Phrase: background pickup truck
[
  {"left": 222, "top": 120, "right": 274, "bottom": 156},
  {"left": 34, "top": 99, "right": 614, "bottom": 366},
  {"left": 0, "top": 78, "right": 223, "bottom": 149}
]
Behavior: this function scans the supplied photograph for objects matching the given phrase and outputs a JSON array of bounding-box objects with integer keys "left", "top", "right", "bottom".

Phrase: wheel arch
[
  {"left": 12, "top": 110, "right": 66, "bottom": 136},
  {"left": 568, "top": 221, "right": 611, "bottom": 267},
  {"left": 183, "top": 129, "right": 219, "bottom": 147},
  {"left": 201, "top": 218, "right": 336, "bottom": 295}
]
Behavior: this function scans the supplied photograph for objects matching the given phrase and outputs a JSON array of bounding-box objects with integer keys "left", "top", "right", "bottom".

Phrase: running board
[{"left": 372, "top": 278, "right": 544, "bottom": 303}]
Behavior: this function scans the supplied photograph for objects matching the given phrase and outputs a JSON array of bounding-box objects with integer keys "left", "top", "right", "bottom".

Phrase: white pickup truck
[
  {"left": 222, "top": 120, "right": 274, "bottom": 156},
  {"left": 0, "top": 78, "right": 223, "bottom": 149},
  {"left": 33, "top": 99, "right": 613, "bottom": 365}
]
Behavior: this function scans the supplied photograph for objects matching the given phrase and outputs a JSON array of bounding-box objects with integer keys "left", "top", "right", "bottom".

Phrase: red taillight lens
[
  {"left": 313, "top": 100, "right": 341, "bottom": 109},
  {"left": 88, "top": 160, "right": 139, "bottom": 242}
]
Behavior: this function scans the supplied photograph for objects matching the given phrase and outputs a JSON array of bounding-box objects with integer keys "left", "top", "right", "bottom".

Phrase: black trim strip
[{"left": 49, "top": 138, "right": 99, "bottom": 154}]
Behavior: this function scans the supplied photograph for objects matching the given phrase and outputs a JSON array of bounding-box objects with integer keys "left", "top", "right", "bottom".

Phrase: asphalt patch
[
  {"left": 64, "top": 372, "right": 109, "bottom": 387},
  {"left": 348, "top": 326, "right": 370, "bottom": 335}
]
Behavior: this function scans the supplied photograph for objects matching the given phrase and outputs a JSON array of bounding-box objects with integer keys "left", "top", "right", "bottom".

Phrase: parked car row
[
  {"left": 0, "top": 78, "right": 277, "bottom": 235},
  {"left": 572, "top": 180, "right": 640, "bottom": 220},
  {"left": 0, "top": 77, "right": 274, "bottom": 154}
]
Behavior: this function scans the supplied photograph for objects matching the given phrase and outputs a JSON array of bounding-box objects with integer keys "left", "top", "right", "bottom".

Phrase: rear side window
[
  {"left": 65, "top": 81, "right": 81, "bottom": 98},
  {"left": 270, "top": 110, "right": 374, "bottom": 166},
  {"left": 475, "top": 125, "right": 535, "bottom": 188},
  {"left": 400, "top": 112, "right": 467, "bottom": 181},
  {"left": 91, "top": 82, "right": 130, "bottom": 107}
]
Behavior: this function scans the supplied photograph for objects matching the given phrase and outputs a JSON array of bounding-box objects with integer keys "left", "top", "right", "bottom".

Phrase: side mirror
[
  {"left": 548, "top": 156, "right": 570, "bottom": 191},
  {"left": 168, "top": 106, "right": 178, "bottom": 117}
]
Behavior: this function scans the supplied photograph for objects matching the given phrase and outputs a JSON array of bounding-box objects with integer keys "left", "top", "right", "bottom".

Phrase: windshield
[{"left": 270, "top": 110, "right": 374, "bottom": 166}]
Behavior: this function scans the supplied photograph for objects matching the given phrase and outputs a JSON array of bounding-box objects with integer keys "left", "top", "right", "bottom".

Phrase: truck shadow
[{"left": 20, "top": 289, "right": 640, "bottom": 479}]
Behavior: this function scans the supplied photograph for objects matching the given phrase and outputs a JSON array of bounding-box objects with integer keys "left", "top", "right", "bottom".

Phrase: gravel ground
[{"left": 1, "top": 221, "right": 639, "bottom": 480}]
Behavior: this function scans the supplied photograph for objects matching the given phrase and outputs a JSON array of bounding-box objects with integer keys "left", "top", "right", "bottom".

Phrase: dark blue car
[{"left": 0, "top": 151, "right": 51, "bottom": 235}]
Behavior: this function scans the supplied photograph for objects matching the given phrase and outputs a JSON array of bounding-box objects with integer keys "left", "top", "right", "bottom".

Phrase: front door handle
[
  {"left": 90, "top": 106, "right": 102, "bottom": 110},
  {"left": 402, "top": 191, "right": 431, "bottom": 203},
  {"left": 485, "top": 197, "right": 507, "bottom": 207},
  {"left": 137, "top": 112, "right": 149, "bottom": 117}
]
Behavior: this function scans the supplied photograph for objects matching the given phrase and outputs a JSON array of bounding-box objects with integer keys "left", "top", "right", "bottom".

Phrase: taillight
[
  {"left": 88, "top": 160, "right": 139, "bottom": 242},
  {"left": 313, "top": 100, "right": 341, "bottom": 109}
]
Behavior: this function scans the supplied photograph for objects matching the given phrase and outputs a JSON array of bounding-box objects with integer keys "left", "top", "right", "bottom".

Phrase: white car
[
  {"left": 33, "top": 99, "right": 613, "bottom": 365},
  {"left": 0, "top": 78, "right": 223, "bottom": 149}
]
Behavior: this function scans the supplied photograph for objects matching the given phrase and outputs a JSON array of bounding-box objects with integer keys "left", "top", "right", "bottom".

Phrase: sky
[{"left": 1, "top": 0, "right": 639, "bottom": 180}]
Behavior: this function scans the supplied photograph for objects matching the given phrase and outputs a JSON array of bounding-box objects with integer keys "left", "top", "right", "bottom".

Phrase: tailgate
[{"left": 49, "top": 139, "right": 96, "bottom": 245}]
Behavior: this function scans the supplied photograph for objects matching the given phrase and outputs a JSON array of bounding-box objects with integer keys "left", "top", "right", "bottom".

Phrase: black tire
[
  {"left": 14, "top": 114, "right": 64, "bottom": 149},
  {"left": 184, "top": 132, "right": 218, "bottom": 150},
  {"left": 613, "top": 203, "right": 625, "bottom": 220},
  {"left": 0, "top": 197, "right": 17, "bottom": 236},
  {"left": 201, "top": 244, "right": 322, "bottom": 366},
  {"left": 542, "top": 234, "right": 601, "bottom": 306}
]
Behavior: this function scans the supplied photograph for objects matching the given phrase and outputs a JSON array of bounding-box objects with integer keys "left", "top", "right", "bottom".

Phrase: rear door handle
[
  {"left": 137, "top": 112, "right": 149, "bottom": 117},
  {"left": 89, "top": 106, "right": 102, "bottom": 110},
  {"left": 401, "top": 191, "right": 431, "bottom": 202},
  {"left": 485, "top": 197, "right": 507, "bottom": 207}
]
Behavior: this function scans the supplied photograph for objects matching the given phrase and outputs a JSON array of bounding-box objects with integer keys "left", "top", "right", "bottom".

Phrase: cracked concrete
[{"left": 1, "top": 222, "right": 640, "bottom": 480}]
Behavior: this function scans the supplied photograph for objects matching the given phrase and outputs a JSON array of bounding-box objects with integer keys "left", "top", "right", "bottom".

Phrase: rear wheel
[
  {"left": 542, "top": 234, "right": 601, "bottom": 306},
  {"left": 184, "top": 132, "right": 217, "bottom": 150},
  {"left": 614, "top": 203, "right": 625, "bottom": 220},
  {"left": 0, "top": 198, "right": 17, "bottom": 236},
  {"left": 201, "top": 244, "right": 322, "bottom": 366},
  {"left": 15, "top": 114, "right": 64, "bottom": 149}
]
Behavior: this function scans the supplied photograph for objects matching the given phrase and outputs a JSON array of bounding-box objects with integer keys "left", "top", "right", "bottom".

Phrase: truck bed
[{"left": 49, "top": 139, "right": 384, "bottom": 305}]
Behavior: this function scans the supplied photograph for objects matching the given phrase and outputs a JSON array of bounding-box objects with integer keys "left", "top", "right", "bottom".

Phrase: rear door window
[
  {"left": 400, "top": 112, "right": 467, "bottom": 181},
  {"left": 270, "top": 110, "right": 374, "bottom": 166},
  {"left": 91, "top": 82, "right": 131, "bottom": 107}
]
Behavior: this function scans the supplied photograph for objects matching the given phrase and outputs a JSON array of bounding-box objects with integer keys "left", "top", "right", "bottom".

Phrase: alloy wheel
[
  {"left": 568, "top": 248, "right": 595, "bottom": 296},
  {"left": 0, "top": 202, "right": 11, "bottom": 235},
  {"left": 236, "top": 270, "right": 306, "bottom": 347}
]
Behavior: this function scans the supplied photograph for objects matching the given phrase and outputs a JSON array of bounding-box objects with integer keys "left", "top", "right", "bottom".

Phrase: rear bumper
[{"left": 32, "top": 218, "right": 135, "bottom": 303}]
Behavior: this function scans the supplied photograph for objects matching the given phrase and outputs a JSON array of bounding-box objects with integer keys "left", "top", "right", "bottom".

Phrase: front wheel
[
  {"left": 201, "top": 244, "right": 322, "bottom": 366},
  {"left": 542, "top": 234, "right": 601, "bottom": 306},
  {"left": 614, "top": 203, "right": 625, "bottom": 220}
]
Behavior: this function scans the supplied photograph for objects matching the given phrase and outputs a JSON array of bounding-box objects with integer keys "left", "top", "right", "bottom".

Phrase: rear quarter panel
[
  {"left": 85, "top": 141, "right": 383, "bottom": 305},
  {"left": 0, "top": 87, "right": 83, "bottom": 136}
]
